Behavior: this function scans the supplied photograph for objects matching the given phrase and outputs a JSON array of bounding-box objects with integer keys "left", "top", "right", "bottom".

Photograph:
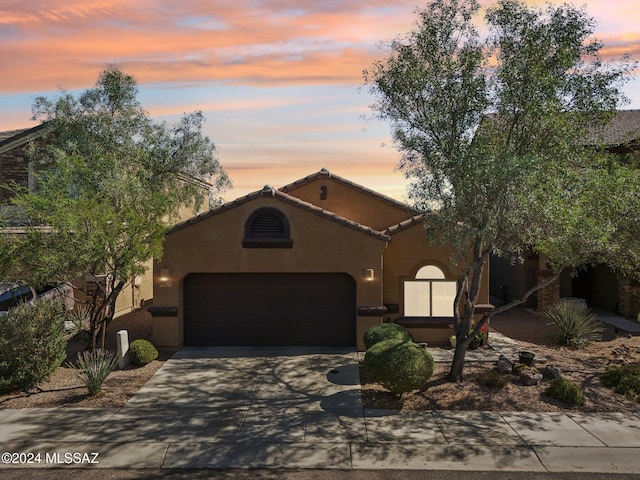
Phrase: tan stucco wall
[
  {"left": 153, "top": 196, "right": 388, "bottom": 349},
  {"left": 381, "top": 224, "right": 490, "bottom": 343},
  {"left": 113, "top": 259, "right": 154, "bottom": 318},
  {"left": 283, "top": 177, "right": 412, "bottom": 231}
]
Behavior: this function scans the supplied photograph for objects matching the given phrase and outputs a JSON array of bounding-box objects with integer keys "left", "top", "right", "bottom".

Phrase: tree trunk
[{"left": 447, "top": 339, "right": 468, "bottom": 382}]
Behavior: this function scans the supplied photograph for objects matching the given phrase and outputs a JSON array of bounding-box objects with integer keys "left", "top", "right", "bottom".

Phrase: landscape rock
[
  {"left": 497, "top": 355, "right": 513, "bottom": 374},
  {"left": 544, "top": 365, "right": 562, "bottom": 379},
  {"left": 519, "top": 369, "right": 543, "bottom": 386}
]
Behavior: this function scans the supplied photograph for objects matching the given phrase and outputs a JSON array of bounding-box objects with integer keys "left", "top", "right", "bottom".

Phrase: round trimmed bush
[
  {"left": 129, "top": 339, "right": 158, "bottom": 366},
  {"left": 363, "top": 322, "right": 413, "bottom": 350},
  {"left": 364, "top": 339, "right": 434, "bottom": 395}
]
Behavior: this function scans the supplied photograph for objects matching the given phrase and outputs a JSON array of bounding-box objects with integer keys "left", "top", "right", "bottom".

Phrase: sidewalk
[
  {"left": 1, "top": 407, "right": 639, "bottom": 471},
  {"left": 0, "top": 343, "right": 639, "bottom": 473}
]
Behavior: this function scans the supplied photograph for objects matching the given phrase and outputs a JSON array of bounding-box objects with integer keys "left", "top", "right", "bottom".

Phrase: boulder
[
  {"left": 544, "top": 365, "right": 562, "bottom": 379},
  {"left": 497, "top": 355, "right": 513, "bottom": 374},
  {"left": 519, "top": 369, "right": 543, "bottom": 386}
]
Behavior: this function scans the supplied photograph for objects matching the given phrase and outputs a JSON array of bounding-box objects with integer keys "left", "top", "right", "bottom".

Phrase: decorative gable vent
[
  {"left": 251, "top": 212, "right": 285, "bottom": 236},
  {"left": 243, "top": 207, "right": 293, "bottom": 248}
]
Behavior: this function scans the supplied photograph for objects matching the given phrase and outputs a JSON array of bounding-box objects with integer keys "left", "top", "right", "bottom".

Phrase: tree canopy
[
  {"left": 2, "top": 66, "right": 231, "bottom": 349},
  {"left": 365, "top": 0, "right": 639, "bottom": 380}
]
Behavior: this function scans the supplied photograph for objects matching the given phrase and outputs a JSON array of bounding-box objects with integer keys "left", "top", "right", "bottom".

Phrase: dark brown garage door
[{"left": 183, "top": 273, "right": 356, "bottom": 346}]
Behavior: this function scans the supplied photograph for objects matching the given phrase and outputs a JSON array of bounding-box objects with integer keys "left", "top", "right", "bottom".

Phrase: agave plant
[
  {"left": 542, "top": 301, "right": 603, "bottom": 347},
  {"left": 65, "top": 306, "right": 91, "bottom": 342},
  {"left": 74, "top": 350, "right": 119, "bottom": 396}
]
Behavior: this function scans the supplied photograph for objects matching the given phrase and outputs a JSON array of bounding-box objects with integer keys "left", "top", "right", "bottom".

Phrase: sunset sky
[{"left": 1, "top": 0, "right": 639, "bottom": 202}]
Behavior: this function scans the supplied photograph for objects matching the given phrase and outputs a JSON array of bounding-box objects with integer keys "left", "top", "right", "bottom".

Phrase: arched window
[
  {"left": 404, "top": 265, "right": 457, "bottom": 317},
  {"left": 242, "top": 207, "right": 293, "bottom": 248}
]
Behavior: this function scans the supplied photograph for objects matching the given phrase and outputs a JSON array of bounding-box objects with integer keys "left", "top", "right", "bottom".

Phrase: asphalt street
[{"left": 1, "top": 468, "right": 640, "bottom": 480}]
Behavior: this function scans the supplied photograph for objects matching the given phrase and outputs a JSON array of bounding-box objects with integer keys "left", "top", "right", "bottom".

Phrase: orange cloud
[
  {"left": 3, "top": 0, "right": 638, "bottom": 95},
  {"left": 0, "top": 0, "right": 418, "bottom": 92}
]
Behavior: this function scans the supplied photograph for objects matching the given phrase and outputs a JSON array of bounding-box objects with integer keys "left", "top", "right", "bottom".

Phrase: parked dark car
[{"left": 0, "top": 283, "right": 75, "bottom": 314}]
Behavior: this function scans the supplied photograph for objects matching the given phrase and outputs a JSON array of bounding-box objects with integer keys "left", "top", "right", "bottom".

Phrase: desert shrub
[
  {"left": 74, "top": 350, "right": 119, "bottom": 396},
  {"left": 364, "top": 339, "right": 434, "bottom": 395},
  {"left": 65, "top": 305, "right": 90, "bottom": 342},
  {"left": 544, "top": 378, "right": 585, "bottom": 407},
  {"left": 542, "top": 301, "right": 602, "bottom": 347},
  {"left": 363, "top": 323, "right": 413, "bottom": 350},
  {"left": 602, "top": 362, "right": 640, "bottom": 401},
  {"left": 511, "top": 362, "right": 536, "bottom": 375},
  {"left": 129, "top": 339, "right": 159, "bottom": 366},
  {"left": 0, "top": 299, "right": 67, "bottom": 393},
  {"left": 476, "top": 369, "right": 511, "bottom": 389}
]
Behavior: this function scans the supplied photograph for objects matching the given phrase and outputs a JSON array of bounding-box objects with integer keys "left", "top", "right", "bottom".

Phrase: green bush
[
  {"left": 476, "top": 369, "right": 511, "bottom": 389},
  {"left": 542, "top": 301, "right": 602, "bottom": 347},
  {"left": 364, "top": 339, "right": 434, "bottom": 395},
  {"left": 74, "top": 350, "right": 119, "bottom": 396},
  {"left": 544, "top": 378, "right": 585, "bottom": 407},
  {"left": 129, "top": 339, "right": 159, "bottom": 366},
  {"left": 0, "top": 300, "right": 67, "bottom": 393},
  {"left": 602, "top": 362, "right": 640, "bottom": 401},
  {"left": 363, "top": 323, "right": 413, "bottom": 350}
]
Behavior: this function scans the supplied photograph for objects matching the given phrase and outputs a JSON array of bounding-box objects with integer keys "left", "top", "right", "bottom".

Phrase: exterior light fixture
[
  {"left": 159, "top": 268, "right": 171, "bottom": 287},
  {"left": 363, "top": 268, "right": 375, "bottom": 281}
]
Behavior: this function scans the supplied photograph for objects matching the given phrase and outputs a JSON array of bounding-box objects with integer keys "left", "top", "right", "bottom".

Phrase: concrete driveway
[
  {"left": 125, "top": 346, "right": 362, "bottom": 410},
  {"left": 97, "top": 346, "right": 364, "bottom": 468}
]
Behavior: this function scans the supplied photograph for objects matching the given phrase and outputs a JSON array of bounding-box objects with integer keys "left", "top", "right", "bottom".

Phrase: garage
[{"left": 183, "top": 272, "right": 356, "bottom": 346}]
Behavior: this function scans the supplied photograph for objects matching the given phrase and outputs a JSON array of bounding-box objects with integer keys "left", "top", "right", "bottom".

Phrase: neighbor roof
[
  {"left": 585, "top": 110, "right": 640, "bottom": 146},
  {"left": 169, "top": 184, "right": 390, "bottom": 241},
  {"left": 0, "top": 124, "right": 47, "bottom": 155}
]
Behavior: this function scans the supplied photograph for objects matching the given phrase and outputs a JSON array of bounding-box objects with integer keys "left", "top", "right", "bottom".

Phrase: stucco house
[
  {"left": 151, "top": 169, "right": 490, "bottom": 350},
  {"left": 490, "top": 110, "right": 640, "bottom": 317}
]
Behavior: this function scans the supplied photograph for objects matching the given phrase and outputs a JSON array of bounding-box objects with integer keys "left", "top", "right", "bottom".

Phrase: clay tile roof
[
  {"left": 384, "top": 214, "right": 425, "bottom": 235},
  {"left": 585, "top": 110, "right": 640, "bottom": 146},
  {"left": 169, "top": 186, "right": 390, "bottom": 241},
  {"left": 279, "top": 168, "right": 412, "bottom": 212}
]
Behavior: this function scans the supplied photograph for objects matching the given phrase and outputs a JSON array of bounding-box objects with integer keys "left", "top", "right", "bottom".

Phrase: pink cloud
[
  {"left": 2, "top": 0, "right": 636, "bottom": 95},
  {"left": 0, "top": 0, "right": 418, "bottom": 92}
]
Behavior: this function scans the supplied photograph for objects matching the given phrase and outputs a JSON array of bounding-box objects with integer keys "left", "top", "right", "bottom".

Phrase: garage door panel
[{"left": 183, "top": 273, "right": 356, "bottom": 346}]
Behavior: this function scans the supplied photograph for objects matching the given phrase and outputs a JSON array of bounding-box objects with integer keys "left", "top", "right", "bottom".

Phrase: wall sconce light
[
  {"left": 363, "top": 268, "right": 375, "bottom": 281},
  {"left": 159, "top": 268, "right": 171, "bottom": 287},
  {"left": 320, "top": 185, "right": 327, "bottom": 200}
]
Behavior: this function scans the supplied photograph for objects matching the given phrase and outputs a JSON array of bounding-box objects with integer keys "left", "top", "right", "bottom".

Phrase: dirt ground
[
  {"left": 0, "top": 304, "right": 172, "bottom": 409},
  {"left": 362, "top": 308, "right": 640, "bottom": 413},
  {"left": 1, "top": 305, "right": 639, "bottom": 412}
]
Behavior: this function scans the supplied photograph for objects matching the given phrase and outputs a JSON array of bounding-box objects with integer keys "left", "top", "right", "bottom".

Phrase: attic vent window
[{"left": 243, "top": 207, "right": 293, "bottom": 248}]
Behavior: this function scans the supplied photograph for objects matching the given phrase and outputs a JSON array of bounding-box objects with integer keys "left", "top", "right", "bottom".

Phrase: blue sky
[{"left": 1, "top": 0, "right": 638, "bottom": 201}]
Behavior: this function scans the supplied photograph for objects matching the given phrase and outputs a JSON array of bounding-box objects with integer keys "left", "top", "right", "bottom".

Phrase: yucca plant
[
  {"left": 542, "top": 301, "right": 603, "bottom": 347},
  {"left": 74, "top": 350, "right": 119, "bottom": 396},
  {"left": 65, "top": 306, "right": 91, "bottom": 342}
]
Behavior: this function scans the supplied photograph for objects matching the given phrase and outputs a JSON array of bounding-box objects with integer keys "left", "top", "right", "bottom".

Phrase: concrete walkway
[
  {"left": 1, "top": 346, "right": 639, "bottom": 473},
  {"left": 592, "top": 308, "right": 640, "bottom": 337}
]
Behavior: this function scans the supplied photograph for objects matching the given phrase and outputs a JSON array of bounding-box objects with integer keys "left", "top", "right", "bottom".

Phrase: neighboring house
[
  {"left": 490, "top": 110, "right": 640, "bottom": 316},
  {"left": 151, "top": 169, "right": 491, "bottom": 350},
  {"left": 0, "top": 124, "right": 210, "bottom": 318}
]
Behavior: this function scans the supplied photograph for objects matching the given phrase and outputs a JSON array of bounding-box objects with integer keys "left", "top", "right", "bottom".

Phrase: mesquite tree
[
  {"left": 365, "top": 0, "right": 639, "bottom": 381},
  {"left": 4, "top": 66, "right": 231, "bottom": 350}
]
